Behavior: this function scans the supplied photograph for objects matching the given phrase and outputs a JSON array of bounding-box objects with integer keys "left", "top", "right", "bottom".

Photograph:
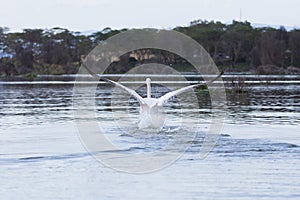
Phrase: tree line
[{"left": 1, "top": 20, "right": 300, "bottom": 76}]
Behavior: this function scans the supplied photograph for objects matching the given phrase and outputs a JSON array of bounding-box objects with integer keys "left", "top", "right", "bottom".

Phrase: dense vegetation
[{"left": 1, "top": 20, "right": 300, "bottom": 76}]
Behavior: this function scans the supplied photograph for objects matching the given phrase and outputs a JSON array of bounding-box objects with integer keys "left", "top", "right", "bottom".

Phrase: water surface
[{"left": 0, "top": 75, "right": 300, "bottom": 199}]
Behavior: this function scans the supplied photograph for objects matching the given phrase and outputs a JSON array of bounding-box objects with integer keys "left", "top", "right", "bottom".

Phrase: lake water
[{"left": 1, "top": 75, "right": 300, "bottom": 199}]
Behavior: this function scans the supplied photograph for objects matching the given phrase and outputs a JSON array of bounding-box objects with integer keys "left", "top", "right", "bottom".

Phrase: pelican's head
[{"left": 146, "top": 78, "right": 151, "bottom": 98}]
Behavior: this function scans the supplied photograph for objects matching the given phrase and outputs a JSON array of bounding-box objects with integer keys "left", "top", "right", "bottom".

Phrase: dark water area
[{"left": 1, "top": 75, "right": 300, "bottom": 128}]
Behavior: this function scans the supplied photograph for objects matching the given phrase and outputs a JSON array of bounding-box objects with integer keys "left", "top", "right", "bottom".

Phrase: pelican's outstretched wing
[
  {"left": 157, "top": 71, "right": 223, "bottom": 106},
  {"left": 81, "top": 63, "right": 146, "bottom": 104}
]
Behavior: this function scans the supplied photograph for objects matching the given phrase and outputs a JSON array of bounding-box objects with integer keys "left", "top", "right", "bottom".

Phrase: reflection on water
[
  {"left": 1, "top": 78, "right": 300, "bottom": 156},
  {"left": 0, "top": 85, "right": 74, "bottom": 128},
  {"left": 0, "top": 75, "right": 300, "bottom": 199},
  {"left": 1, "top": 80, "right": 300, "bottom": 128},
  {"left": 226, "top": 84, "right": 300, "bottom": 125}
]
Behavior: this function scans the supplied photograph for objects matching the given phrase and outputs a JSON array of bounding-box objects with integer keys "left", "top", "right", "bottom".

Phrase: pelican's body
[
  {"left": 139, "top": 98, "right": 164, "bottom": 129},
  {"left": 82, "top": 63, "right": 223, "bottom": 130}
]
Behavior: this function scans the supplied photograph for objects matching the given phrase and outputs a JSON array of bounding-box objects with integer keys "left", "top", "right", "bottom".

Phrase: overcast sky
[{"left": 0, "top": 0, "right": 299, "bottom": 32}]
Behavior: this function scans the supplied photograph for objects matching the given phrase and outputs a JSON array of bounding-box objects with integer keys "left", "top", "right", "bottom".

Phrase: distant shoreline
[
  {"left": 1, "top": 20, "right": 300, "bottom": 78},
  {"left": 1, "top": 70, "right": 300, "bottom": 82}
]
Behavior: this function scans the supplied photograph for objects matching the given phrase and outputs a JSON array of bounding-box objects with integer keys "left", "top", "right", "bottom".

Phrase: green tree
[
  {"left": 0, "top": 27, "right": 9, "bottom": 53},
  {"left": 90, "top": 27, "right": 122, "bottom": 46},
  {"left": 288, "top": 30, "right": 300, "bottom": 67},
  {"left": 41, "top": 28, "right": 75, "bottom": 65},
  {"left": 221, "top": 21, "right": 255, "bottom": 67},
  {"left": 5, "top": 32, "right": 35, "bottom": 74},
  {"left": 258, "top": 27, "right": 288, "bottom": 67}
]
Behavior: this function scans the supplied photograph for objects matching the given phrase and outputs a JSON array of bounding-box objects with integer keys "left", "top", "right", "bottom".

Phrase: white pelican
[{"left": 82, "top": 64, "right": 223, "bottom": 129}]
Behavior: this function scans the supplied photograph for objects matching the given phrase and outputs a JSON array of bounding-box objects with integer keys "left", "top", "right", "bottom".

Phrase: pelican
[{"left": 82, "top": 64, "right": 223, "bottom": 129}]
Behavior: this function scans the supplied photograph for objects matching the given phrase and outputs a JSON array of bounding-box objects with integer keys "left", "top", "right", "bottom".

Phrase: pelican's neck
[{"left": 146, "top": 78, "right": 151, "bottom": 98}]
